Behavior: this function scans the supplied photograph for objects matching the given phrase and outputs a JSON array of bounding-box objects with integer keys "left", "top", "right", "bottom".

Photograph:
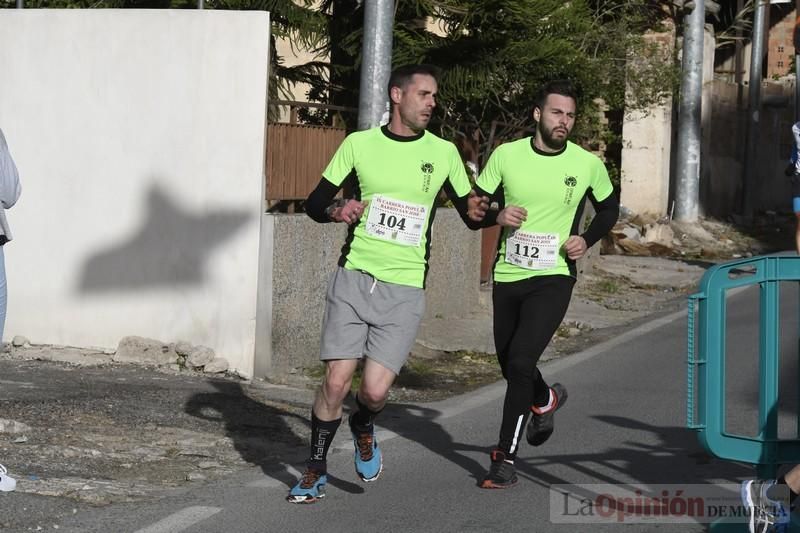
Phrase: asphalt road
[
  {"left": 8, "top": 281, "right": 800, "bottom": 532},
  {"left": 36, "top": 283, "right": 793, "bottom": 533}
]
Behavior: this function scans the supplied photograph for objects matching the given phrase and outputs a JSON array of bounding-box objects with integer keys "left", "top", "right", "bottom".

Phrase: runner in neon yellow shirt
[
  {"left": 287, "top": 64, "right": 488, "bottom": 503},
  {"left": 474, "top": 80, "right": 619, "bottom": 489},
  {"left": 315, "top": 123, "right": 475, "bottom": 288}
]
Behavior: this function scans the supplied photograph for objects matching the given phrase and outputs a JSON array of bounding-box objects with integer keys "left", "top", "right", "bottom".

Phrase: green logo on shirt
[
  {"left": 421, "top": 161, "right": 434, "bottom": 192},
  {"left": 564, "top": 175, "right": 577, "bottom": 204}
]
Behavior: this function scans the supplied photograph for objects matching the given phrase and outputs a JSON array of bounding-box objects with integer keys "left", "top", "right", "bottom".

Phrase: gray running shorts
[{"left": 319, "top": 267, "right": 426, "bottom": 374}]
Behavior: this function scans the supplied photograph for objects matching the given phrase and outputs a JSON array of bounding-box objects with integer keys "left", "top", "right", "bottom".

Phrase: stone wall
[{"left": 262, "top": 209, "right": 481, "bottom": 378}]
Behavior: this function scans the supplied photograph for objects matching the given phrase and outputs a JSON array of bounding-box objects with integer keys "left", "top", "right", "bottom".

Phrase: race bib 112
[{"left": 505, "top": 230, "right": 559, "bottom": 270}]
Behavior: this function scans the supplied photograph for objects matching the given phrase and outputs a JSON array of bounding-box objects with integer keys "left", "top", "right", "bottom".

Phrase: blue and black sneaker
[
  {"left": 349, "top": 414, "right": 383, "bottom": 482},
  {"left": 286, "top": 468, "right": 327, "bottom": 504}
]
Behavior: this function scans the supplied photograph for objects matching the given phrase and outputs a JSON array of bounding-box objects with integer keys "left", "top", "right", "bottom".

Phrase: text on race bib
[
  {"left": 505, "top": 230, "right": 559, "bottom": 270},
  {"left": 365, "top": 195, "right": 427, "bottom": 247}
]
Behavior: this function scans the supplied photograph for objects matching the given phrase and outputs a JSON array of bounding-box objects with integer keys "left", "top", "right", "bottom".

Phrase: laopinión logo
[
  {"left": 421, "top": 161, "right": 434, "bottom": 192},
  {"left": 549, "top": 483, "right": 790, "bottom": 525},
  {"left": 563, "top": 175, "right": 578, "bottom": 204}
]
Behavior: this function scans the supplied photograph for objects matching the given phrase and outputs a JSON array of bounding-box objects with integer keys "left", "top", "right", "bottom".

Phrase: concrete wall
[
  {"left": 0, "top": 10, "right": 270, "bottom": 377},
  {"left": 619, "top": 30, "right": 677, "bottom": 216},
  {"left": 619, "top": 104, "right": 673, "bottom": 216},
  {"left": 261, "top": 209, "right": 481, "bottom": 378}
]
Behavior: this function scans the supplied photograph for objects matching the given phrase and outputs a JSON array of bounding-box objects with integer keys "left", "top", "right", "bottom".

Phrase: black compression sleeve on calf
[
  {"left": 305, "top": 178, "right": 342, "bottom": 223},
  {"left": 580, "top": 193, "right": 620, "bottom": 248},
  {"left": 351, "top": 394, "right": 383, "bottom": 431},
  {"left": 308, "top": 412, "right": 341, "bottom": 470}
]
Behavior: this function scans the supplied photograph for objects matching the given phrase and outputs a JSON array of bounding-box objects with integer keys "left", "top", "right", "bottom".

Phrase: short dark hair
[
  {"left": 534, "top": 79, "right": 579, "bottom": 112},
  {"left": 387, "top": 64, "right": 441, "bottom": 100}
]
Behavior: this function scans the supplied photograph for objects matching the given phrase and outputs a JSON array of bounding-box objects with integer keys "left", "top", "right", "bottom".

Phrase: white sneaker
[{"left": 0, "top": 464, "right": 17, "bottom": 492}]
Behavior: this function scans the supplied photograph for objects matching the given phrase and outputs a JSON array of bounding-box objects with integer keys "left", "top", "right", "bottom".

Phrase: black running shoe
[
  {"left": 526, "top": 383, "right": 567, "bottom": 446},
  {"left": 479, "top": 449, "right": 518, "bottom": 489}
]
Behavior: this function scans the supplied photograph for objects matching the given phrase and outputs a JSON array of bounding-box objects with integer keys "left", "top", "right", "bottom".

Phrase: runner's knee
[
  {"left": 504, "top": 355, "right": 537, "bottom": 383},
  {"left": 321, "top": 373, "right": 352, "bottom": 405},
  {"left": 356, "top": 385, "right": 389, "bottom": 408}
]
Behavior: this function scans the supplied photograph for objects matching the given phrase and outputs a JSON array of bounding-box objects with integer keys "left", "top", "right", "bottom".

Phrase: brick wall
[{"left": 767, "top": 5, "right": 796, "bottom": 79}]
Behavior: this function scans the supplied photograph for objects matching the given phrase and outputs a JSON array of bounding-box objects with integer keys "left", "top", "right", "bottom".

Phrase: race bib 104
[
  {"left": 505, "top": 230, "right": 559, "bottom": 270},
  {"left": 364, "top": 195, "right": 427, "bottom": 247}
]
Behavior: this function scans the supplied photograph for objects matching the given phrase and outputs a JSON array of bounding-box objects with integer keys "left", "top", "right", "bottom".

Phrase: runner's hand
[
  {"left": 563, "top": 235, "right": 588, "bottom": 260},
  {"left": 330, "top": 200, "right": 366, "bottom": 224},
  {"left": 467, "top": 190, "right": 490, "bottom": 222},
  {"left": 497, "top": 206, "right": 527, "bottom": 228}
]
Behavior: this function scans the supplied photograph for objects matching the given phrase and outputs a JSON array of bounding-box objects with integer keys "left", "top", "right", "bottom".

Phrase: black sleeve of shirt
[
  {"left": 305, "top": 178, "right": 342, "bottom": 223},
  {"left": 443, "top": 179, "right": 483, "bottom": 230},
  {"left": 580, "top": 191, "right": 620, "bottom": 248},
  {"left": 471, "top": 184, "right": 502, "bottom": 228}
]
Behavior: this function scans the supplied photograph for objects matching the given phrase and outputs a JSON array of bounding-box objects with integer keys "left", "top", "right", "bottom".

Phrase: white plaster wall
[{"left": 0, "top": 10, "right": 270, "bottom": 377}]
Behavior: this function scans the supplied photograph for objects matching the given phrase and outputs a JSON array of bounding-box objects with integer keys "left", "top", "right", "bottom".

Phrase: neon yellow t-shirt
[
  {"left": 476, "top": 138, "right": 614, "bottom": 282},
  {"left": 322, "top": 126, "right": 471, "bottom": 288}
]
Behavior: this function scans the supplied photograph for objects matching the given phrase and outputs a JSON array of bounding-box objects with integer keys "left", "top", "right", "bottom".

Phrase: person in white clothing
[
  {"left": 0, "top": 129, "right": 21, "bottom": 340},
  {"left": 0, "top": 128, "right": 22, "bottom": 493}
]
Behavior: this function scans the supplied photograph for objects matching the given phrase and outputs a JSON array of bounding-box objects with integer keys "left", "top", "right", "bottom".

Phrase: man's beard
[{"left": 539, "top": 125, "right": 568, "bottom": 151}]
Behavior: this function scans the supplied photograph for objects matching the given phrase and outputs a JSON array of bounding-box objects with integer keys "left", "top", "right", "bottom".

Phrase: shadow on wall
[{"left": 78, "top": 183, "right": 252, "bottom": 292}]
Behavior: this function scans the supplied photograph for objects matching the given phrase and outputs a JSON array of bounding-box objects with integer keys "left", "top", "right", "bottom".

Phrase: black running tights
[{"left": 492, "top": 274, "right": 575, "bottom": 458}]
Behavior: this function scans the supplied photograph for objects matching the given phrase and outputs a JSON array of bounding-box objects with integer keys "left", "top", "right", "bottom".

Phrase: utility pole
[
  {"left": 16, "top": 0, "right": 22, "bottom": 8},
  {"left": 357, "top": 0, "right": 394, "bottom": 131},
  {"left": 741, "top": 0, "right": 769, "bottom": 218},
  {"left": 674, "top": 0, "right": 705, "bottom": 222}
]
